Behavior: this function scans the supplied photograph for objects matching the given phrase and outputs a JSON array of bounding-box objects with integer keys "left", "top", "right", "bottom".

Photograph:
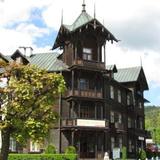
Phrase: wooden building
[{"left": 0, "top": 2, "right": 149, "bottom": 159}]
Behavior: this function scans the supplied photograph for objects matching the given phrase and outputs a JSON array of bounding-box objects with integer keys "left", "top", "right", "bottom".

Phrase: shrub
[
  {"left": 8, "top": 154, "right": 77, "bottom": 160},
  {"left": 65, "top": 146, "right": 76, "bottom": 154},
  {"left": 138, "top": 149, "right": 147, "bottom": 160},
  {"left": 45, "top": 144, "right": 57, "bottom": 154},
  {"left": 122, "top": 146, "right": 127, "bottom": 160}
]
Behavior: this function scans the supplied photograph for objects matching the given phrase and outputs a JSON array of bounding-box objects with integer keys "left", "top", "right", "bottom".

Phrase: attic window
[
  {"left": 16, "top": 57, "right": 22, "bottom": 64},
  {"left": 83, "top": 48, "right": 92, "bottom": 60}
]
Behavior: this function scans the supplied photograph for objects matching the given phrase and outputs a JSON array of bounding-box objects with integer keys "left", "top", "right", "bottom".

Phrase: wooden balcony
[
  {"left": 66, "top": 89, "right": 103, "bottom": 99},
  {"left": 73, "top": 59, "right": 105, "bottom": 70},
  {"left": 62, "top": 118, "right": 109, "bottom": 128}
]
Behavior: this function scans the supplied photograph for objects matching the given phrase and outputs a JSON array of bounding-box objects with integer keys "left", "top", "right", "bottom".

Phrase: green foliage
[
  {"left": 45, "top": 145, "right": 57, "bottom": 154},
  {"left": 8, "top": 154, "right": 77, "bottom": 160},
  {"left": 65, "top": 146, "right": 76, "bottom": 154},
  {"left": 138, "top": 149, "right": 146, "bottom": 160},
  {"left": 145, "top": 106, "right": 160, "bottom": 143},
  {"left": 122, "top": 146, "right": 127, "bottom": 160},
  {"left": 0, "top": 62, "right": 66, "bottom": 159}
]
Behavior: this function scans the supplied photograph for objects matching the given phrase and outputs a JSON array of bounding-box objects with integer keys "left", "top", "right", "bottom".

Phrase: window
[
  {"left": 83, "top": 48, "right": 92, "bottom": 60},
  {"left": 79, "top": 78, "right": 89, "bottom": 90},
  {"left": 140, "top": 120, "right": 143, "bottom": 129},
  {"left": 110, "top": 111, "right": 114, "bottom": 123},
  {"left": 111, "top": 137, "right": 115, "bottom": 150},
  {"left": 118, "top": 113, "right": 122, "bottom": 123},
  {"left": 30, "top": 141, "right": 40, "bottom": 152},
  {"left": 128, "top": 117, "right": 131, "bottom": 128},
  {"left": 129, "top": 140, "right": 132, "bottom": 152},
  {"left": 80, "top": 106, "right": 89, "bottom": 118},
  {"left": 9, "top": 138, "right": 16, "bottom": 152},
  {"left": 119, "top": 137, "right": 123, "bottom": 149},
  {"left": 139, "top": 102, "right": 142, "bottom": 109},
  {"left": 16, "top": 57, "right": 22, "bottom": 64},
  {"left": 118, "top": 90, "right": 121, "bottom": 103},
  {"left": 127, "top": 94, "right": 131, "bottom": 105},
  {"left": 110, "top": 86, "right": 114, "bottom": 99}
]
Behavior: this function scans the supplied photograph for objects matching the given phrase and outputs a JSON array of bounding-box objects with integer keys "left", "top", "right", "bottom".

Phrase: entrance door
[{"left": 80, "top": 132, "right": 95, "bottom": 158}]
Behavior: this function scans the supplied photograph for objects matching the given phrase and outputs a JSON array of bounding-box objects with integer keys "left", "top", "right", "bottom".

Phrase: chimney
[{"left": 19, "top": 46, "right": 33, "bottom": 57}]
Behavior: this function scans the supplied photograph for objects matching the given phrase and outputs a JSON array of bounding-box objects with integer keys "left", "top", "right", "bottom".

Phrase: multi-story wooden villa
[{"left": 0, "top": 2, "right": 149, "bottom": 159}]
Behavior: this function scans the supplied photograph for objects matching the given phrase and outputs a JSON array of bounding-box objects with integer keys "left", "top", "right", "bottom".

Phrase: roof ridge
[{"left": 117, "top": 66, "right": 142, "bottom": 70}]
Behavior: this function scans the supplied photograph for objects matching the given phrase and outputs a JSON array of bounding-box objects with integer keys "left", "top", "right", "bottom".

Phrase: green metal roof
[
  {"left": 3, "top": 52, "right": 69, "bottom": 72},
  {"left": 114, "top": 66, "right": 142, "bottom": 83},
  {"left": 28, "top": 52, "right": 69, "bottom": 72},
  {"left": 64, "top": 11, "right": 93, "bottom": 32},
  {"left": 106, "top": 64, "right": 117, "bottom": 73}
]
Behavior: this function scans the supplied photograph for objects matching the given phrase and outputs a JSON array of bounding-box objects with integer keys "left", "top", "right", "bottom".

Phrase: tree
[
  {"left": 145, "top": 106, "right": 160, "bottom": 144},
  {"left": 0, "top": 61, "right": 65, "bottom": 160}
]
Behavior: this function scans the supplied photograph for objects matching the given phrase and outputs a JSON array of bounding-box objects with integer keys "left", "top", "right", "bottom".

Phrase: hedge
[{"left": 9, "top": 154, "right": 77, "bottom": 160}]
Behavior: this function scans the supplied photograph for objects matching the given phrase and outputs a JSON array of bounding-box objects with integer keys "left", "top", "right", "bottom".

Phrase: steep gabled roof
[
  {"left": 0, "top": 52, "right": 9, "bottom": 63},
  {"left": 114, "top": 66, "right": 141, "bottom": 83},
  {"left": 64, "top": 11, "right": 93, "bottom": 32},
  {"left": 52, "top": 4, "right": 118, "bottom": 49},
  {"left": 114, "top": 66, "right": 149, "bottom": 90},
  {"left": 11, "top": 50, "right": 29, "bottom": 64},
  {"left": 28, "top": 52, "right": 69, "bottom": 72},
  {"left": 106, "top": 64, "right": 117, "bottom": 73}
]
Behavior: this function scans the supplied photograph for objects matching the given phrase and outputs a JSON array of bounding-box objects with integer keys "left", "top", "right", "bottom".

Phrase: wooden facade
[
  {"left": 50, "top": 3, "right": 149, "bottom": 159},
  {"left": 0, "top": 2, "right": 149, "bottom": 159}
]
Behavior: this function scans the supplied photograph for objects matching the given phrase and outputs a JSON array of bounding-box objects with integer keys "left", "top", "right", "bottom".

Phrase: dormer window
[{"left": 83, "top": 48, "right": 92, "bottom": 60}]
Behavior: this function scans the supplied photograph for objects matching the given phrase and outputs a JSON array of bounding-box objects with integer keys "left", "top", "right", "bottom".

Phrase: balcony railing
[
  {"left": 66, "top": 89, "right": 102, "bottom": 98},
  {"left": 62, "top": 118, "right": 109, "bottom": 128},
  {"left": 73, "top": 59, "right": 105, "bottom": 70}
]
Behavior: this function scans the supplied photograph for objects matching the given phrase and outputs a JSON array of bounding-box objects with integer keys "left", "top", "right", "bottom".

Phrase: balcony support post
[
  {"left": 97, "top": 43, "right": 100, "bottom": 62},
  {"left": 103, "top": 44, "right": 106, "bottom": 66},
  {"left": 78, "top": 101, "right": 81, "bottom": 118},
  {"left": 71, "top": 70, "right": 74, "bottom": 95},
  {"left": 75, "top": 44, "right": 77, "bottom": 62},
  {"left": 95, "top": 103, "right": 97, "bottom": 119}
]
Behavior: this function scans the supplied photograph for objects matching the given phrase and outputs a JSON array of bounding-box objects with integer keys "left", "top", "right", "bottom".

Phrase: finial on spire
[
  {"left": 94, "top": 3, "right": 96, "bottom": 18},
  {"left": 61, "top": 9, "right": 63, "bottom": 25},
  {"left": 82, "top": 0, "right": 86, "bottom": 12},
  {"left": 140, "top": 56, "right": 143, "bottom": 66}
]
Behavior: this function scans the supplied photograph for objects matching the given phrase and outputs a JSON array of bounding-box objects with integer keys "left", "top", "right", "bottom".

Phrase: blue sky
[{"left": 0, "top": 0, "right": 160, "bottom": 106}]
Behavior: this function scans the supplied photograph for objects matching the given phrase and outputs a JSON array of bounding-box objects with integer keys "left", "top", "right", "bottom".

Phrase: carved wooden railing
[
  {"left": 73, "top": 59, "right": 105, "bottom": 70},
  {"left": 66, "top": 89, "right": 102, "bottom": 98}
]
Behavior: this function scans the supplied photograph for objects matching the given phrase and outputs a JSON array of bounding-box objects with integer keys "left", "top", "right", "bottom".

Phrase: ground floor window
[
  {"left": 30, "top": 141, "right": 40, "bottom": 152},
  {"left": 111, "top": 137, "right": 115, "bottom": 150},
  {"left": 9, "top": 137, "right": 16, "bottom": 152}
]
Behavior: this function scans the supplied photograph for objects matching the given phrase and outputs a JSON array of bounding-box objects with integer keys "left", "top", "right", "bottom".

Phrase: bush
[
  {"left": 138, "top": 149, "right": 147, "bottom": 160},
  {"left": 45, "top": 145, "right": 57, "bottom": 154},
  {"left": 122, "top": 146, "right": 127, "bottom": 160},
  {"left": 8, "top": 154, "right": 77, "bottom": 160},
  {"left": 65, "top": 146, "right": 76, "bottom": 154}
]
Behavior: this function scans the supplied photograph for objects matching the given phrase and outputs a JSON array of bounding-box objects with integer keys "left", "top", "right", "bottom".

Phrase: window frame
[
  {"left": 83, "top": 48, "right": 92, "bottom": 61},
  {"left": 110, "top": 86, "right": 114, "bottom": 99},
  {"left": 117, "top": 89, "right": 122, "bottom": 103}
]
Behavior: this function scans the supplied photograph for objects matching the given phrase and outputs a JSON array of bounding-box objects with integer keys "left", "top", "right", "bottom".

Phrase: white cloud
[
  {"left": 0, "top": 0, "right": 52, "bottom": 27},
  {"left": 0, "top": 24, "right": 50, "bottom": 54},
  {"left": 107, "top": 42, "right": 160, "bottom": 87}
]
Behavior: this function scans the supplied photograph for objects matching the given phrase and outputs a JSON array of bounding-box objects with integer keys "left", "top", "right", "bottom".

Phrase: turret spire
[
  {"left": 82, "top": 0, "right": 86, "bottom": 12},
  {"left": 94, "top": 3, "right": 96, "bottom": 18},
  {"left": 61, "top": 9, "right": 63, "bottom": 25}
]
